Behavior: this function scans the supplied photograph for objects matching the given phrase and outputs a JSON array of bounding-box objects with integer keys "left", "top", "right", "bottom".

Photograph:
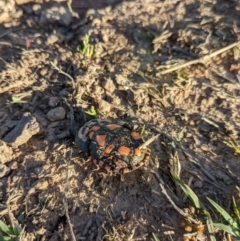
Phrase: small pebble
[
  {"left": 48, "top": 97, "right": 59, "bottom": 107},
  {"left": 193, "top": 180, "right": 203, "bottom": 188},
  {"left": 46, "top": 107, "right": 66, "bottom": 121}
]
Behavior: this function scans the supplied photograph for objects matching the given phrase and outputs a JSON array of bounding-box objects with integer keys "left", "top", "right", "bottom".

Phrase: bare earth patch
[{"left": 0, "top": 0, "right": 240, "bottom": 240}]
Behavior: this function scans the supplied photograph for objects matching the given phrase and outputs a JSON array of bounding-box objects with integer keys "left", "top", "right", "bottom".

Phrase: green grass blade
[
  {"left": 184, "top": 185, "right": 203, "bottom": 209},
  {"left": 213, "top": 222, "right": 240, "bottom": 237},
  {"left": 12, "top": 227, "right": 19, "bottom": 236},
  {"left": 176, "top": 127, "right": 186, "bottom": 142},
  {"left": 172, "top": 173, "right": 204, "bottom": 209},
  {"left": 0, "top": 236, "right": 16, "bottom": 241},
  {"left": 82, "top": 46, "right": 86, "bottom": 55},
  {"left": 86, "top": 47, "right": 91, "bottom": 57},
  {"left": 233, "top": 196, "right": 240, "bottom": 226},
  {"left": 89, "top": 46, "right": 94, "bottom": 57},
  {"left": 0, "top": 220, "right": 13, "bottom": 235},
  {"left": 207, "top": 198, "right": 240, "bottom": 229},
  {"left": 152, "top": 233, "right": 160, "bottom": 241},
  {"left": 11, "top": 96, "right": 21, "bottom": 103},
  {"left": 171, "top": 127, "right": 186, "bottom": 147},
  {"left": 139, "top": 125, "right": 145, "bottom": 136},
  {"left": 85, "top": 106, "right": 98, "bottom": 118},
  {"left": 206, "top": 216, "right": 217, "bottom": 241}
]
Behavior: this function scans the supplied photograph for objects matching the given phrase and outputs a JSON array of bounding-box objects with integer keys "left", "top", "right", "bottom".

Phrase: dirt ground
[{"left": 0, "top": 0, "right": 240, "bottom": 240}]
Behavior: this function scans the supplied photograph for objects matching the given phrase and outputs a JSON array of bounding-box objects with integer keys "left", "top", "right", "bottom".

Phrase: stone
[
  {"left": 193, "top": 181, "right": 203, "bottom": 188},
  {"left": 3, "top": 113, "right": 40, "bottom": 148},
  {"left": 46, "top": 107, "right": 66, "bottom": 121},
  {"left": 39, "top": 5, "right": 72, "bottom": 27},
  {"left": 48, "top": 97, "right": 59, "bottom": 107}
]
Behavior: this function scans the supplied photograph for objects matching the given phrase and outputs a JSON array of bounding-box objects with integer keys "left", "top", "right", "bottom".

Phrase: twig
[
  {"left": 67, "top": 0, "right": 79, "bottom": 18},
  {"left": 62, "top": 147, "right": 77, "bottom": 241},
  {"left": 151, "top": 170, "right": 200, "bottom": 225},
  {"left": 50, "top": 61, "right": 76, "bottom": 90},
  {"left": 211, "top": 67, "right": 236, "bottom": 84},
  {"left": 63, "top": 97, "right": 75, "bottom": 126},
  {"left": 157, "top": 40, "right": 240, "bottom": 74},
  {"left": 0, "top": 27, "right": 29, "bottom": 39},
  {"left": 63, "top": 198, "right": 77, "bottom": 241},
  {"left": 0, "top": 41, "right": 12, "bottom": 46},
  {"left": 139, "top": 134, "right": 160, "bottom": 149},
  {"left": 150, "top": 126, "right": 229, "bottom": 193},
  {"left": 7, "top": 193, "right": 22, "bottom": 234}
]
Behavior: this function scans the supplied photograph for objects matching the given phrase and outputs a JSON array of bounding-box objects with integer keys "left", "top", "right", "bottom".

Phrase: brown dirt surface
[{"left": 0, "top": 0, "right": 240, "bottom": 240}]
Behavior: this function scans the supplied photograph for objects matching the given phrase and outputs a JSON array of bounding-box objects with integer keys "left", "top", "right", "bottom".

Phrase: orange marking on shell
[
  {"left": 106, "top": 124, "right": 122, "bottom": 130},
  {"left": 131, "top": 131, "right": 142, "bottom": 140},
  {"left": 118, "top": 146, "right": 131, "bottom": 156},
  {"left": 96, "top": 134, "right": 106, "bottom": 147},
  {"left": 104, "top": 144, "right": 115, "bottom": 155},
  {"left": 88, "top": 131, "right": 94, "bottom": 139},
  {"left": 134, "top": 148, "right": 141, "bottom": 157},
  {"left": 90, "top": 125, "right": 100, "bottom": 132}
]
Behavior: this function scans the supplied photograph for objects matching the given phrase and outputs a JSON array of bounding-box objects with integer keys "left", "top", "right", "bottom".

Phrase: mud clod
[
  {"left": 47, "top": 107, "right": 66, "bottom": 121},
  {"left": 3, "top": 113, "right": 40, "bottom": 147}
]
